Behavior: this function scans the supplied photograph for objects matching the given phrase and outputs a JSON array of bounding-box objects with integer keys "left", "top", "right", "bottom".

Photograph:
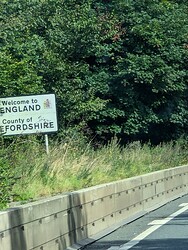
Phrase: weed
[{"left": 1, "top": 136, "right": 188, "bottom": 209}]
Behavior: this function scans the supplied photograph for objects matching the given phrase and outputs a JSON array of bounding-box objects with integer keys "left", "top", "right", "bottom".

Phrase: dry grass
[{"left": 2, "top": 136, "right": 188, "bottom": 203}]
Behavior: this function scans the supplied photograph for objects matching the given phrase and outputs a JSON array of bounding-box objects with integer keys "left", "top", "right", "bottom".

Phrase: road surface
[{"left": 83, "top": 194, "right": 188, "bottom": 250}]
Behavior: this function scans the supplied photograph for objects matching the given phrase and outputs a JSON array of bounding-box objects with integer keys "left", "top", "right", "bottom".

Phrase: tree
[
  {"left": 0, "top": 0, "right": 116, "bottom": 136},
  {"left": 88, "top": 0, "right": 188, "bottom": 143},
  {"left": 0, "top": 0, "right": 187, "bottom": 143}
]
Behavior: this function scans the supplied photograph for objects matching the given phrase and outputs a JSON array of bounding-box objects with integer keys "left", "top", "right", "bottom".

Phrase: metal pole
[{"left": 45, "top": 134, "right": 49, "bottom": 154}]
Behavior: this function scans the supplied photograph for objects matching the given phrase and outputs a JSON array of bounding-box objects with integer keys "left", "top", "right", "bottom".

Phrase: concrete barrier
[{"left": 0, "top": 165, "right": 188, "bottom": 250}]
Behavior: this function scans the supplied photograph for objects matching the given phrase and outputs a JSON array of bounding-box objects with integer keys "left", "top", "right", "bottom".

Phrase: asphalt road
[{"left": 83, "top": 194, "right": 188, "bottom": 250}]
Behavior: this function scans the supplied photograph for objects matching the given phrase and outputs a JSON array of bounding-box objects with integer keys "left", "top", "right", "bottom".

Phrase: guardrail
[{"left": 1, "top": 165, "right": 188, "bottom": 250}]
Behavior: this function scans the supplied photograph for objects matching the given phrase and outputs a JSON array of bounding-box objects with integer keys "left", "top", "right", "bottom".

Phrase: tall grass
[{"left": 1, "top": 136, "right": 188, "bottom": 207}]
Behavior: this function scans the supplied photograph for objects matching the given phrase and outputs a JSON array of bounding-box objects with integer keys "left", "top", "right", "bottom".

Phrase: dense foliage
[{"left": 0, "top": 0, "right": 187, "bottom": 143}]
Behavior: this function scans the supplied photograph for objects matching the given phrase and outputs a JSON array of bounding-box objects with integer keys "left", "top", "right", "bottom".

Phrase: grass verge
[{"left": 1, "top": 136, "right": 188, "bottom": 209}]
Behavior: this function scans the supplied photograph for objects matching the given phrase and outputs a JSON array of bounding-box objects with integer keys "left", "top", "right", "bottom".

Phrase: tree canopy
[{"left": 0, "top": 0, "right": 187, "bottom": 144}]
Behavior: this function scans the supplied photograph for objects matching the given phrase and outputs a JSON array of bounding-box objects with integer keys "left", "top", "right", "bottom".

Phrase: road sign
[{"left": 0, "top": 94, "right": 58, "bottom": 136}]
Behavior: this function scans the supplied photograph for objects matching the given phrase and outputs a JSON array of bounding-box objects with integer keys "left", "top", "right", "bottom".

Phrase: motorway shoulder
[{"left": 82, "top": 194, "right": 188, "bottom": 250}]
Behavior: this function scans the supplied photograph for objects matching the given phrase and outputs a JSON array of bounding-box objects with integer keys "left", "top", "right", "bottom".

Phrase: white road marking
[
  {"left": 179, "top": 203, "right": 188, "bottom": 207},
  {"left": 148, "top": 218, "right": 171, "bottom": 225},
  {"left": 107, "top": 203, "right": 188, "bottom": 250}
]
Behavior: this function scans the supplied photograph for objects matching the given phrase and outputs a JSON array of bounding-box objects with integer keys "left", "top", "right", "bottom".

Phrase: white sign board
[{"left": 0, "top": 94, "right": 58, "bottom": 136}]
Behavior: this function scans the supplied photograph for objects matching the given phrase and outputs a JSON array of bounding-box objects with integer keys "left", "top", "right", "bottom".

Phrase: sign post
[
  {"left": 45, "top": 134, "right": 49, "bottom": 154},
  {"left": 0, "top": 94, "right": 58, "bottom": 153}
]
